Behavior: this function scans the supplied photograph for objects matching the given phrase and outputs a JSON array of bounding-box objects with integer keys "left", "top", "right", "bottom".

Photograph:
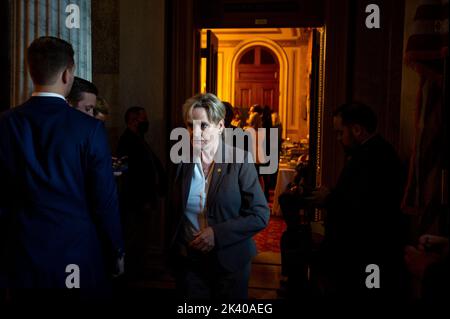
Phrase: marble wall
[
  {"left": 91, "top": 0, "right": 120, "bottom": 147},
  {"left": 10, "top": 0, "right": 92, "bottom": 105},
  {"left": 91, "top": 0, "right": 166, "bottom": 162},
  {"left": 118, "top": 0, "right": 167, "bottom": 258},
  {"left": 119, "top": 0, "right": 166, "bottom": 163}
]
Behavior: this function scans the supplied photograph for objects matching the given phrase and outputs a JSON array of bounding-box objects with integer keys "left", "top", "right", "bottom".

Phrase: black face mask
[{"left": 137, "top": 121, "right": 149, "bottom": 135}]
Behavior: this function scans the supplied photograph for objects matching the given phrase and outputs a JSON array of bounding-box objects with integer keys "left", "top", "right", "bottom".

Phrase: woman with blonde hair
[{"left": 168, "top": 93, "right": 270, "bottom": 299}]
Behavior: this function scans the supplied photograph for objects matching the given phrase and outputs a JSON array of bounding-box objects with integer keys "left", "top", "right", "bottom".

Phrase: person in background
[
  {"left": 271, "top": 111, "right": 283, "bottom": 154},
  {"left": 94, "top": 96, "right": 110, "bottom": 122},
  {"left": 245, "top": 104, "right": 265, "bottom": 190},
  {"left": 309, "top": 102, "right": 405, "bottom": 299},
  {"left": 117, "top": 106, "right": 167, "bottom": 206},
  {"left": 261, "top": 106, "right": 273, "bottom": 200},
  {"left": 278, "top": 162, "right": 315, "bottom": 297},
  {"left": 116, "top": 106, "right": 167, "bottom": 275},
  {"left": 222, "top": 101, "right": 235, "bottom": 128},
  {"left": 231, "top": 107, "right": 244, "bottom": 128},
  {"left": 67, "top": 76, "right": 98, "bottom": 117},
  {"left": 245, "top": 104, "right": 263, "bottom": 130},
  {"left": 270, "top": 111, "right": 283, "bottom": 189},
  {"left": 0, "top": 36, "right": 124, "bottom": 298}
]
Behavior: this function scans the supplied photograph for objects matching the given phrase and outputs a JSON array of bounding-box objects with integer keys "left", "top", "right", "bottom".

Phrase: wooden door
[
  {"left": 258, "top": 82, "right": 279, "bottom": 109},
  {"left": 308, "top": 29, "right": 326, "bottom": 189},
  {"left": 235, "top": 46, "right": 279, "bottom": 111},
  {"left": 0, "top": 0, "right": 10, "bottom": 110},
  {"left": 201, "top": 30, "right": 219, "bottom": 95},
  {"left": 235, "top": 82, "right": 253, "bottom": 108}
]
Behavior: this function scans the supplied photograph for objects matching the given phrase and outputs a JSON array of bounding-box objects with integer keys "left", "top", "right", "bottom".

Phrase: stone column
[{"left": 10, "top": 0, "right": 91, "bottom": 106}]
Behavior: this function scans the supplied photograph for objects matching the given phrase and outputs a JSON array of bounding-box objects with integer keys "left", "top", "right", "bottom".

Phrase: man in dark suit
[
  {"left": 116, "top": 107, "right": 166, "bottom": 275},
  {"left": 0, "top": 37, "right": 124, "bottom": 295},
  {"left": 313, "top": 102, "right": 405, "bottom": 299},
  {"left": 117, "top": 107, "right": 167, "bottom": 210}
]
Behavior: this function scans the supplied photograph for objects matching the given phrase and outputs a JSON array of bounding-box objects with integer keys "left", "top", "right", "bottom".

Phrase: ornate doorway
[{"left": 234, "top": 46, "right": 279, "bottom": 111}]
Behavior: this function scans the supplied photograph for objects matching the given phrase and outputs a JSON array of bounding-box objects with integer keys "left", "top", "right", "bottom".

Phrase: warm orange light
[{"left": 201, "top": 57, "right": 207, "bottom": 93}]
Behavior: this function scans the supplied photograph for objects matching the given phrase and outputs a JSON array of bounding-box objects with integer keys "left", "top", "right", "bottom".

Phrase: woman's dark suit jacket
[{"left": 168, "top": 144, "right": 270, "bottom": 273}]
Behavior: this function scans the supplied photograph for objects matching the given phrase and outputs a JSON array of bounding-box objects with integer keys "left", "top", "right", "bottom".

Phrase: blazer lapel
[
  {"left": 206, "top": 162, "right": 228, "bottom": 215},
  {"left": 206, "top": 141, "right": 236, "bottom": 213},
  {"left": 181, "top": 163, "right": 194, "bottom": 213}
]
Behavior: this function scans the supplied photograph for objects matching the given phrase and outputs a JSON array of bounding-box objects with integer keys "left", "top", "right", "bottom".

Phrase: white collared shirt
[
  {"left": 184, "top": 159, "right": 214, "bottom": 232},
  {"left": 32, "top": 92, "right": 66, "bottom": 101}
]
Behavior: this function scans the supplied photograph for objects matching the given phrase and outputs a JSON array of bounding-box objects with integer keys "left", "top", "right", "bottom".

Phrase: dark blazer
[
  {"left": 169, "top": 144, "right": 270, "bottom": 273},
  {"left": 0, "top": 96, "right": 124, "bottom": 289},
  {"left": 323, "top": 134, "right": 404, "bottom": 292},
  {"left": 117, "top": 128, "right": 167, "bottom": 208}
]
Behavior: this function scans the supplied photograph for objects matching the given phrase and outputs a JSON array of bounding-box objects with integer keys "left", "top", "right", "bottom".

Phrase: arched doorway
[{"left": 234, "top": 46, "right": 280, "bottom": 111}]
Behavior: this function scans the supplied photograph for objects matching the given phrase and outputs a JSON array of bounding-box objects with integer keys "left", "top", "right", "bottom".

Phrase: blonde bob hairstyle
[{"left": 182, "top": 93, "right": 226, "bottom": 125}]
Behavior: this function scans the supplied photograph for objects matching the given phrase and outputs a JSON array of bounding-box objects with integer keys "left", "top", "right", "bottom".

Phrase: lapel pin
[{"left": 217, "top": 168, "right": 222, "bottom": 173}]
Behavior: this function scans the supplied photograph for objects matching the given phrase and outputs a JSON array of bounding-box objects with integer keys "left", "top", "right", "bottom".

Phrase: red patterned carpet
[{"left": 253, "top": 216, "right": 286, "bottom": 253}]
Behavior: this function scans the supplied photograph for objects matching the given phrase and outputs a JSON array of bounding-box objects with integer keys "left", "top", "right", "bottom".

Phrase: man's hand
[
  {"left": 404, "top": 246, "right": 440, "bottom": 279},
  {"left": 404, "top": 235, "right": 448, "bottom": 279},
  {"left": 112, "top": 254, "right": 125, "bottom": 278},
  {"left": 287, "top": 184, "right": 299, "bottom": 195},
  {"left": 189, "top": 227, "right": 215, "bottom": 253},
  {"left": 418, "top": 234, "right": 449, "bottom": 255}
]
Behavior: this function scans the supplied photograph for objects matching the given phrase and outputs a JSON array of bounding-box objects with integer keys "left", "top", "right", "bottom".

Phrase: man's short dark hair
[
  {"left": 222, "top": 101, "right": 234, "bottom": 128},
  {"left": 27, "top": 36, "right": 75, "bottom": 85},
  {"left": 251, "top": 104, "right": 263, "bottom": 115},
  {"left": 333, "top": 102, "right": 377, "bottom": 134},
  {"left": 125, "top": 106, "right": 145, "bottom": 124},
  {"left": 67, "top": 77, "right": 98, "bottom": 105}
]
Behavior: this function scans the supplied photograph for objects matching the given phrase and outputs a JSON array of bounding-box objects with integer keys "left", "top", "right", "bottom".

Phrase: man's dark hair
[
  {"left": 27, "top": 36, "right": 75, "bottom": 85},
  {"left": 333, "top": 102, "right": 377, "bottom": 134},
  {"left": 222, "top": 101, "right": 234, "bottom": 128},
  {"left": 67, "top": 77, "right": 98, "bottom": 105},
  {"left": 251, "top": 104, "right": 263, "bottom": 115},
  {"left": 125, "top": 106, "right": 145, "bottom": 124}
]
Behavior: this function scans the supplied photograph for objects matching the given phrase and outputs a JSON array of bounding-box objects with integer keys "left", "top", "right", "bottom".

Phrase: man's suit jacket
[
  {"left": 0, "top": 96, "right": 124, "bottom": 289},
  {"left": 323, "top": 134, "right": 404, "bottom": 292},
  {"left": 117, "top": 128, "right": 167, "bottom": 209},
  {"left": 169, "top": 144, "right": 270, "bottom": 273}
]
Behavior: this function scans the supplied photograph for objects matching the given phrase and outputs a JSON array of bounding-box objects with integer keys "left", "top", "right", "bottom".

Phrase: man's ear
[
  {"left": 62, "top": 68, "right": 71, "bottom": 84},
  {"left": 62, "top": 64, "right": 75, "bottom": 84}
]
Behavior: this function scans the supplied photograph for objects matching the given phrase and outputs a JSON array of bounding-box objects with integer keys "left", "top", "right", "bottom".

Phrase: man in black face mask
[{"left": 117, "top": 106, "right": 167, "bottom": 275}]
